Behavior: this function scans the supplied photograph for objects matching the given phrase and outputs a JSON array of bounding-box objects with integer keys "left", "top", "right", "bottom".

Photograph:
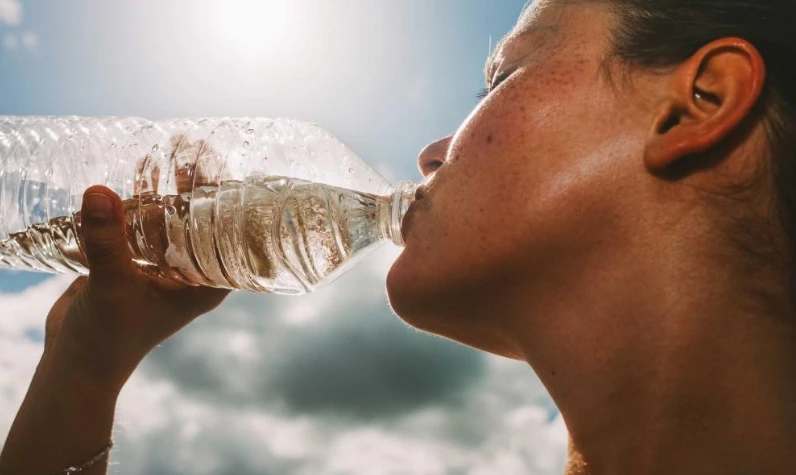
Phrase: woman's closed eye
[{"left": 476, "top": 70, "right": 514, "bottom": 100}]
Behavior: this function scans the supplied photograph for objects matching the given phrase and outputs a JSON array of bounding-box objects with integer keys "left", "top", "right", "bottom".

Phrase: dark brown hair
[{"left": 592, "top": 0, "right": 796, "bottom": 305}]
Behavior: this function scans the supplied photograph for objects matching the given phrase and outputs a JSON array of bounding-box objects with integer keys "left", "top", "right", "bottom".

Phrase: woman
[{"left": 3, "top": 0, "right": 796, "bottom": 473}]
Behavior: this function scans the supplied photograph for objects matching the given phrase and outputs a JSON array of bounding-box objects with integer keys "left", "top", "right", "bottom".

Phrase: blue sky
[
  {"left": 0, "top": 1, "right": 568, "bottom": 474},
  {"left": 0, "top": 0, "right": 525, "bottom": 180},
  {"left": 0, "top": 0, "right": 526, "bottom": 289}
]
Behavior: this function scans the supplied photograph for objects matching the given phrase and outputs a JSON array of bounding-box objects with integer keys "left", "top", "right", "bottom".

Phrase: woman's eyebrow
[
  {"left": 484, "top": 36, "right": 508, "bottom": 86},
  {"left": 483, "top": 25, "right": 556, "bottom": 86}
]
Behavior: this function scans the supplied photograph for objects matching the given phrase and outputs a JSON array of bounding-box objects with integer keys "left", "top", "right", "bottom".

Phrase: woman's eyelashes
[{"left": 476, "top": 70, "right": 514, "bottom": 100}]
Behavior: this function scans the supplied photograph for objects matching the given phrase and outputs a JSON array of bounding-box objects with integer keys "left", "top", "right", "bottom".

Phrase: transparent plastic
[{"left": 0, "top": 117, "right": 416, "bottom": 294}]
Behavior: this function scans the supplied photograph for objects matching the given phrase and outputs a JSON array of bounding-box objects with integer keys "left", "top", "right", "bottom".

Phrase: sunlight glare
[{"left": 217, "top": 0, "right": 299, "bottom": 55}]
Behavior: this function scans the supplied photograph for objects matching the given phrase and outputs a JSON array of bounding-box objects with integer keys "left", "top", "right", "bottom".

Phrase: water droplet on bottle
[
  {"left": 243, "top": 141, "right": 250, "bottom": 147},
  {"left": 83, "top": 161, "right": 88, "bottom": 166},
  {"left": 348, "top": 167, "right": 354, "bottom": 174},
  {"left": 246, "top": 128, "right": 254, "bottom": 135},
  {"left": 151, "top": 144, "right": 159, "bottom": 152}
]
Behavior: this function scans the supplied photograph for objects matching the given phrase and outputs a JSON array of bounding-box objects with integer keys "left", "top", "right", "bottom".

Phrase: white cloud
[
  {"left": 323, "top": 429, "right": 447, "bottom": 475},
  {"left": 0, "top": 0, "right": 21, "bottom": 26},
  {"left": 3, "top": 32, "right": 37, "bottom": 52},
  {"left": 21, "top": 31, "right": 36, "bottom": 50},
  {"left": 0, "top": 257, "right": 567, "bottom": 474},
  {"left": 3, "top": 32, "right": 17, "bottom": 51}
]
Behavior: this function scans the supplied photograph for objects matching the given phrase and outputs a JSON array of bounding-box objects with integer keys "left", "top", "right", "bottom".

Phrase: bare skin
[
  {"left": 3, "top": 1, "right": 796, "bottom": 474},
  {"left": 388, "top": 1, "right": 796, "bottom": 474},
  {"left": 0, "top": 188, "right": 230, "bottom": 474}
]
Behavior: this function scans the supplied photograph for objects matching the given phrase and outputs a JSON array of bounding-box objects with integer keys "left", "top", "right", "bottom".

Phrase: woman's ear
[{"left": 644, "top": 37, "right": 766, "bottom": 172}]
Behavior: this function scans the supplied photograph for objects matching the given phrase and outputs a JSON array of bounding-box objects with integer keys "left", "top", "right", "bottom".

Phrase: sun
[{"left": 216, "top": 0, "right": 298, "bottom": 55}]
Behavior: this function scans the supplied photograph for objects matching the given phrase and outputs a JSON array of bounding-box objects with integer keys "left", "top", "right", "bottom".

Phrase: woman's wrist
[
  {"left": 0, "top": 342, "right": 119, "bottom": 474},
  {"left": 42, "top": 330, "right": 136, "bottom": 398}
]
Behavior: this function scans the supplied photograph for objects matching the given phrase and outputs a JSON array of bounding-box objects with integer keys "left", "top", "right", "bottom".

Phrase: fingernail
[{"left": 85, "top": 193, "right": 114, "bottom": 218}]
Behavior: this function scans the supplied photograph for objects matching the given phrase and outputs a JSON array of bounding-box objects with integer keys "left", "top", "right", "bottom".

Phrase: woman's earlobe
[{"left": 644, "top": 104, "right": 691, "bottom": 172}]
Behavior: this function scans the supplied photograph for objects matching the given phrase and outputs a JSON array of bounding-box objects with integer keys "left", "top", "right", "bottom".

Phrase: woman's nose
[{"left": 417, "top": 134, "right": 453, "bottom": 177}]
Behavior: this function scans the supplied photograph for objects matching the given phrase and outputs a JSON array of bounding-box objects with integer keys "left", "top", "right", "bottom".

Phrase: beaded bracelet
[{"left": 47, "top": 440, "right": 113, "bottom": 475}]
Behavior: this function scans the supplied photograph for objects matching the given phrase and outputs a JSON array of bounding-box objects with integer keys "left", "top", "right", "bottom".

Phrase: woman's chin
[
  {"left": 385, "top": 253, "right": 423, "bottom": 318},
  {"left": 386, "top": 258, "right": 522, "bottom": 359},
  {"left": 386, "top": 253, "right": 464, "bottom": 330},
  {"left": 385, "top": 253, "right": 445, "bottom": 324}
]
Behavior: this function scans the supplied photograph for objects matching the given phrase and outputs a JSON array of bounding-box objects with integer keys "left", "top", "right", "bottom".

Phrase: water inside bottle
[{"left": 0, "top": 176, "right": 391, "bottom": 294}]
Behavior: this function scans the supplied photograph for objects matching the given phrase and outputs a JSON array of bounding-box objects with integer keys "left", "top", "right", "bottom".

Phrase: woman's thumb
[{"left": 80, "top": 185, "right": 133, "bottom": 281}]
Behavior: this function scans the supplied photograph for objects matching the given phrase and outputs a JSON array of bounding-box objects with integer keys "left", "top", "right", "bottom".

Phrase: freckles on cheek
[
  {"left": 481, "top": 63, "right": 592, "bottom": 146},
  {"left": 525, "top": 55, "right": 594, "bottom": 101}
]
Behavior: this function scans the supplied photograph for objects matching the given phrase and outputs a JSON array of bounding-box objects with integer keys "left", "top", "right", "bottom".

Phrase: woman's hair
[{"left": 586, "top": 0, "right": 796, "bottom": 305}]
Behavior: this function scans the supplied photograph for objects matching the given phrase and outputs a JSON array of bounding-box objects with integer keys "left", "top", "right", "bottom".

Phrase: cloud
[
  {"left": 111, "top": 361, "right": 567, "bottom": 475},
  {"left": 0, "top": 248, "right": 567, "bottom": 474},
  {"left": 0, "top": 0, "right": 37, "bottom": 54},
  {"left": 2, "top": 31, "right": 38, "bottom": 52},
  {"left": 142, "top": 247, "right": 486, "bottom": 419},
  {"left": 110, "top": 362, "right": 567, "bottom": 474},
  {"left": 0, "top": 0, "right": 21, "bottom": 26},
  {"left": 20, "top": 31, "right": 36, "bottom": 50},
  {"left": 265, "top": 305, "right": 485, "bottom": 419}
]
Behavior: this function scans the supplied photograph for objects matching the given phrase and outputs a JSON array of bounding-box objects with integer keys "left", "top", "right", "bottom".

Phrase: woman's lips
[{"left": 401, "top": 186, "right": 429, "bottom": 242}]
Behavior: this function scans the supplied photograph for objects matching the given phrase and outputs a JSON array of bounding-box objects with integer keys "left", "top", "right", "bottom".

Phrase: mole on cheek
[{"left": 486, "top": 134, "right": 493, "bottom": 144}]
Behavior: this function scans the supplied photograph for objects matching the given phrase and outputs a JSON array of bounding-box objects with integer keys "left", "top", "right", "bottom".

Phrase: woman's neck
[
  {"left": 564, "top": 314, "right": 796, "bottom": 474},
  {"left": 509, "top": 245, "right": 796, "bottom": 474}
]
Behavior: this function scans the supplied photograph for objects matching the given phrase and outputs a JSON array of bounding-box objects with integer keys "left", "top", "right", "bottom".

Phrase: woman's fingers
[{"left": 79, "top": 185, "right": 136, "bottom": 286}]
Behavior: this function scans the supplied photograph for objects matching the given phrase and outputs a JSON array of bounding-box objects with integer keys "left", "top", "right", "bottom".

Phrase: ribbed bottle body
[{"left": 0, "top": 117, "right": 406, "bottom": 294}]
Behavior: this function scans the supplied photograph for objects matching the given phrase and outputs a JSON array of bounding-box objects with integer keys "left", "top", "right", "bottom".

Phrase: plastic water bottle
[{"left": 0, "top": 117, "right": 417, "bottom": 294}]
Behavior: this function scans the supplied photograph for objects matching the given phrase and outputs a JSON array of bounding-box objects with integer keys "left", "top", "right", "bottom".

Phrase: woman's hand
[
  {"left": 45, "top": 185, "right": 232, "bottom": 394},
  {"left": 1, "top": 183, "right": 231, "bottom": 474},
  {"left": 1, "top": 138, "right": 234, "bottom": 474}
]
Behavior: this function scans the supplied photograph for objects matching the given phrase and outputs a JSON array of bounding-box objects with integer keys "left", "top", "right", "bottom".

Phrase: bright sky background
[{"left": 0, "top": 1, "right": 568, "bottom": 473}]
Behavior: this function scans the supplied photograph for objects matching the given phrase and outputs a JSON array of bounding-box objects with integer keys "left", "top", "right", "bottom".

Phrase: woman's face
[{"left": 387, "top": 0, "right": 647, "bottom": 355}]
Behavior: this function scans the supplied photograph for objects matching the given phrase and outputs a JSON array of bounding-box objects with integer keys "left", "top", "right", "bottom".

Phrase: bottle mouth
[{"left": 389, "top": 180, "right": 418, "bottom": 247}]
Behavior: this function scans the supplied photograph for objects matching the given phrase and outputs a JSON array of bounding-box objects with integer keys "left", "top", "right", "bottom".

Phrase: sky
[{"left": 0, "top": 1, "right": 569, "bottom": 474}]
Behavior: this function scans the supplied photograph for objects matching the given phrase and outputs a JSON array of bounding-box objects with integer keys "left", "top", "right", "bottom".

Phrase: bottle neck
[{"left": 382, "top": 180, "right": 417, "bottom": 247}]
